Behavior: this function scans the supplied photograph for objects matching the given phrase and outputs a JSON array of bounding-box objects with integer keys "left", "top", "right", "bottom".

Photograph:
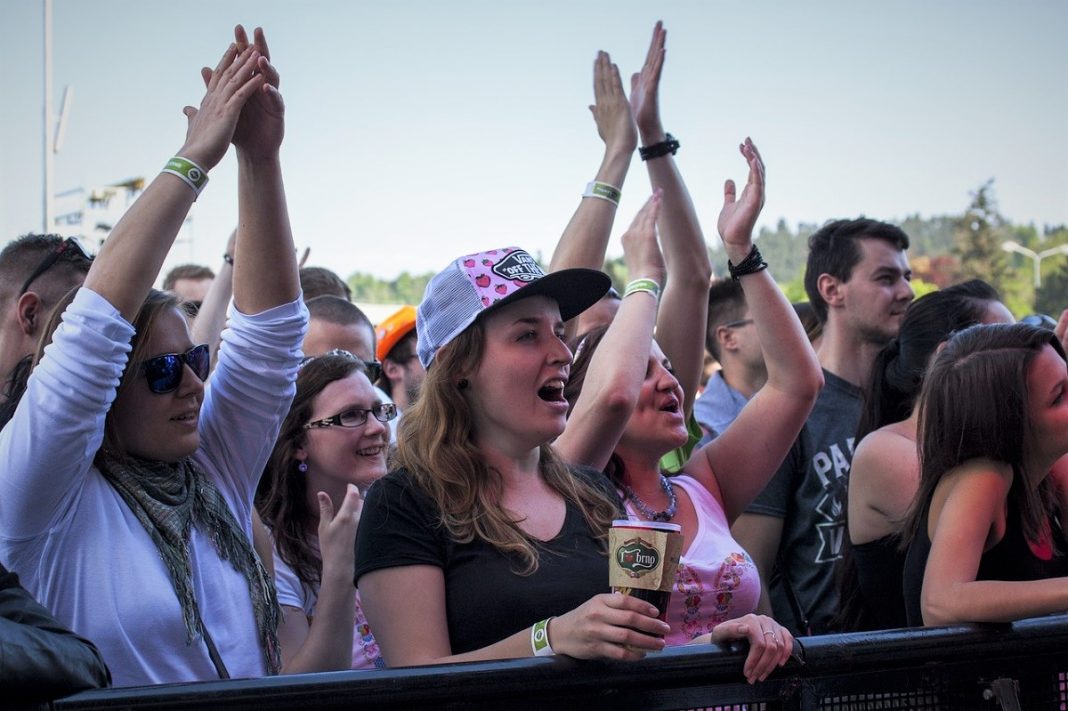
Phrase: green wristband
[
  {"left": 162, "top": 156, "right": 209, "bottom": 198},
  {"left": 583, "top": 180, "right": 621, "bottom": 206},
  {"left": 531, "top": 617, "right": 555, "bottom": 656},
  {"left": 624, "top": 278, "right": 661, "bottom": 302}
]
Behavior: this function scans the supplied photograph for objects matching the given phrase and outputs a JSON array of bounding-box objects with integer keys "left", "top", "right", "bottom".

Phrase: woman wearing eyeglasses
[
  {"left": 0, "top": 28, "right": 305, "bottom": 686},
  {"left": 257, "top": 351, "right": 395, "bottom": 672}
]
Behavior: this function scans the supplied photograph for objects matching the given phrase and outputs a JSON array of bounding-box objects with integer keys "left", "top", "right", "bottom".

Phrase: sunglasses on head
[
  {"left": 140, "top": 344, "right": 211, "bottom": 394},
  {"left": 19, "top": 237, "right": 94, "bottom": 296},
  {"left": 299, "top": 349, "right": 382, "bottom": 382}
]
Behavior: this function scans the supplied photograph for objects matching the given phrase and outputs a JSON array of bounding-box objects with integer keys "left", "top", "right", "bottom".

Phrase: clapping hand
[
  {"left": 630, "top": 21, "right": 667, "bottom": 142},
  {"left": 589, "top": 51, "right": 637, "bottom": 157},
  {"left": 717, "top": 138, "right": 766, "bottom": 263}
]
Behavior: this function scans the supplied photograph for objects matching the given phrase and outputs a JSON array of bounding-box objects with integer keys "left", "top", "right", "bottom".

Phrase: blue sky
[{"left": 2, "top": 0, "right": 1066, "bottom": 281}]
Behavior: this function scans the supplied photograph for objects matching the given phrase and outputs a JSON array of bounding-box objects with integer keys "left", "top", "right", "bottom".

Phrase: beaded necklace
[{"left": 622, "top": 475, "right": 678, "bottom": 522}]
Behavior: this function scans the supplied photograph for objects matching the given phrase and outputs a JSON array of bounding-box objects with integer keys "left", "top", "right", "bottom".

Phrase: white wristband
[
  {"left": 162, "top": 156, "right": 209, "bottom": 198},
  {"left": 531, "top": 617, "right": 555, "bottom": 656}
]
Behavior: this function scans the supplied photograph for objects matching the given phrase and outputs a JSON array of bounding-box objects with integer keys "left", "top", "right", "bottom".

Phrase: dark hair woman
[{"left": 902, "top": 323, "right": 1068, "bottom": 626}]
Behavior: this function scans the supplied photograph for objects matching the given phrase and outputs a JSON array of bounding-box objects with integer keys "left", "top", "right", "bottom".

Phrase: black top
[
  {"left": 852, "top": 535, "right": 907, "bottom": 630},
  {"left": 903, "top": 497, "right": 1068, "bottom": 627},
  {"left": 355, "top": 466, "right": 621, "bottom": 655}
]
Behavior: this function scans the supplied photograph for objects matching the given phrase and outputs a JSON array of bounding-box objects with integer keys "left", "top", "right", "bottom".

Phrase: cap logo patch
[{"left": 491, "top": 251, "right": 544, "bottom": 283}]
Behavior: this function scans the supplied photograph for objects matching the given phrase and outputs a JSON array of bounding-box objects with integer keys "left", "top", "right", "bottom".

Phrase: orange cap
[{"left": 375, "top": 305, "right": 417, "bottom": 361}]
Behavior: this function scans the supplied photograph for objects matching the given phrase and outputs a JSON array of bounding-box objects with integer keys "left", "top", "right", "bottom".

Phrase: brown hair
[
  {"left": 257, "top": 353, "right": 368, "bottom": 591},
  {"left": 394, "top": 319, "right": 618, "bottom": 575},
  {"left": 902, "top": 323, "right": 1062, "bottom": 549},
  {"left": 34, "top": 288, "right": 182, "bottom": 462}
]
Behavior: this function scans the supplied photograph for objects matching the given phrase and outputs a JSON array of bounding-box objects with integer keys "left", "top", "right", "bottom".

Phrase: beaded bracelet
[
  {"left": 583, "top": 181, "right": 621, "bottom": 207},
  {"left": 531, "top": 617, "right": 555, "bottom": 656},
  {"left": 639, "top": 133, "right": 680, "bottom": 161},
  {"left": 162, "top": 156, "right": 209, "bottom": 198},
  {"left": 727, "top": 244, "right": 769, "bottom": 281},
  {"left": 624, "top": 277, "right": 661, "bottom": 302}
]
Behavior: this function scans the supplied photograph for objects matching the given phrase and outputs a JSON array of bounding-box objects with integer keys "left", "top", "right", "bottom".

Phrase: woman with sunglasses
[
  {"left": 0, "top": 28, "right": 305, "bottom": 686},
  {"left": 258, "top": 351, "right": 395, "bottom": 672}
]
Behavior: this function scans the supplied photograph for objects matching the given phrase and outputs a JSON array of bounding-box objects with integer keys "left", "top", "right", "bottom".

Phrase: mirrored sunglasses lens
[
  {"left": 375, "top": 404, "right": 398, "bottom": 422},
  {"left": 188, "top": 345, "right": 211, "bottom": 381},
  {"left": 145, "top": 355, "right": 182, "bottom": 393}
]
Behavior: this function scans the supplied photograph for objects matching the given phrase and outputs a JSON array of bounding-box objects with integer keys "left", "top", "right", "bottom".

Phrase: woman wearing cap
[
  {"left": 0, "top": 28, "right": 304, "bottom": 686},
  {"left": 258, "top": 350, "right": 394, "bottom": 672},
  {"left": 356, "top": 195, "right": 678, "bottom": 665}
]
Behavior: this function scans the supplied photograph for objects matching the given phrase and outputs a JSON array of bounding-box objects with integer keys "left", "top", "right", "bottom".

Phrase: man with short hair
[
  {"left": 300, "top": 266, "right": 351, "bottom": 301},
  {"left": 0, "top": 234, "right": 92, "bottom": 426},
  {"left": 732, "top": 217, "right": 913, "bottom": 636},
  {"left": 694, "top": 279, "right": 766, "bottom": 442},
  {"left": 375, "top": 305, "right": 425, "bottom": 416},
  {"left": 303, "top": 295, "right": 396, "bottom": 438},
  {"left": 161, "top": 263, "right": 215, "bottom": 310}
]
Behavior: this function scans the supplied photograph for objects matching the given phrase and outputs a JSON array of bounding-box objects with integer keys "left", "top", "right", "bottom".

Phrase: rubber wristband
[
  {"left": 624, "top": 278, "right": 661, "bottom": 302},
  {"left": 531, "top": 617, "right": 555, "bottom": 656},
  {"left": 639, "top": 133, "right": 680, "bottom": 161},
  {"left": 162, "top": 156, "right": 209, "bottom": 198},
  {"left": 583, "top": 181, "right": 621, "bottom": 206}
]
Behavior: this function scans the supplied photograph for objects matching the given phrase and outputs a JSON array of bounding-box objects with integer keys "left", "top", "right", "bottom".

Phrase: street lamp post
[{"left": 1001, "top": 241, "right": 1068, "bottom": 289}]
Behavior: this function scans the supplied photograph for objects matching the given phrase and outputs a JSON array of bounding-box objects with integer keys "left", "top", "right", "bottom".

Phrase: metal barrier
[{"left": 57, "top": 615, "right": 1068, "bottom": 710}]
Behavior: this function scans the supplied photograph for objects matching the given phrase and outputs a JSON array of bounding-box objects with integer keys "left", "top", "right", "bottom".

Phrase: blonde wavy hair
[{"left": 393, "top": 317, "right": 619, "bottom": 575}]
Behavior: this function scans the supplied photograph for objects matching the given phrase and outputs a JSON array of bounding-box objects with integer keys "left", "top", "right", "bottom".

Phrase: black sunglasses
[
  {"left": 299, "top": 349, "right": 382, "bottom": 382},
  {"left": 19, "top": 237, "right": 93, "bottom": 296},
  {"left": 304, "top": 402, "right": 398, "bottom": 430},
  {"left": 140, "top": 344, "right": 211, "bottom": 394}
]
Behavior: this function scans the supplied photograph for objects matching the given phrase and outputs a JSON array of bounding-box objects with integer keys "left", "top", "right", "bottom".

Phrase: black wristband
[
  {"left": 727, "top": 244, "right": 768, "bottom": 281},
  {"left": 639, "top": 133, "right": 680, "bottom": 161},
  {"left": 223, "top": 253, "right": 234, "bottom": 266}
]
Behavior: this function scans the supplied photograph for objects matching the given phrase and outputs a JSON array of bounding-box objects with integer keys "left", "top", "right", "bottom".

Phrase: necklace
[{"left": 623, "top": 475, "right": 677, "bottom": 522}]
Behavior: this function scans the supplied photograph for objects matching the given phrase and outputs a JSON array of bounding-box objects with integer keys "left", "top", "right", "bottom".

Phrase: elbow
[
  {"left": 601, "top": 385, "right": 640, "bottom": 420},
  {"left": 920, "top": 588, "right": 961, "bottom": 627}
]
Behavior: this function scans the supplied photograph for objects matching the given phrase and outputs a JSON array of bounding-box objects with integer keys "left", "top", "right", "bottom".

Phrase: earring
[
  {"left": 297, "top": 461, "right": 308, "bottom": 473},
  {"left": 457, "top": 378, "right": 469, "bottom": 390}
]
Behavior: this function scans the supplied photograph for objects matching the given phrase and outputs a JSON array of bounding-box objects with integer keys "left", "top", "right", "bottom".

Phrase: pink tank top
[{"left": 623, "top": 474, "right": 761, "bottom": 645}]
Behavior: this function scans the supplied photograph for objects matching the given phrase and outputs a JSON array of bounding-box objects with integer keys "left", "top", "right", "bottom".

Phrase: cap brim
[{"left": 478, "top": 267, "right": 611, "bottom": 323}]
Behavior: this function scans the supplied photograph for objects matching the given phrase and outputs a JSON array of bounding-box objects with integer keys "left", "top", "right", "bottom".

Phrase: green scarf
[{"left": 97, "top": 451, "right": 281, "bottom": 675}]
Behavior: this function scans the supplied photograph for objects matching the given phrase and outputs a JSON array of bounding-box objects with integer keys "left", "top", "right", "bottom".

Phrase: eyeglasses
[
  {"left": 722, "top": 318, "right": 754, "bottom": 329},
  {"left": 19, "top": 237, "right": 94, "bottom": 296},
  {"left": 303, "top": 402, "right": 398, "bottom": 430},
  {"left": 299, "top": 349, "right": 382, "bottom": 382},
  {"left": 140, "top": 344, "right": 211, "bottom": 394}
]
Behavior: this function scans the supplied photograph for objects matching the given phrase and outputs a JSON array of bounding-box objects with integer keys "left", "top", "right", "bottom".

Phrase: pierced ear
[
  {"left": 817, "top": 273, "right": 845, "bottom": 310},
  {"left": 295, "top": 446, "right": 307, "bottom": 462},
  {"left": 15, "top": 292, "right": 42, "bottom": 336}
]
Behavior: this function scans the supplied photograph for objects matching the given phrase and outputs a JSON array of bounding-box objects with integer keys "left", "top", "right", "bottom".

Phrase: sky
[{"left": 2, "top": 0, "right": 1066, "bottom": 283}]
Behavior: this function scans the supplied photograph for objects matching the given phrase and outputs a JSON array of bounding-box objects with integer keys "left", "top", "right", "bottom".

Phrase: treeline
[{"left": 348, "top": 182, "right": 1068, "bottom": 317}]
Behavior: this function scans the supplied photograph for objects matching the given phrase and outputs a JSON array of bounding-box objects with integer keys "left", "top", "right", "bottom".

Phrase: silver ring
[{"left": 762, "top": 630, "right": 776, "bottom": 637}]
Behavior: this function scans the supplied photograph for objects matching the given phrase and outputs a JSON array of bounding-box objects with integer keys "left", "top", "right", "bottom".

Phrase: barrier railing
[{"left": 57, "top": 614, "right": 1068, "bottom": 710}]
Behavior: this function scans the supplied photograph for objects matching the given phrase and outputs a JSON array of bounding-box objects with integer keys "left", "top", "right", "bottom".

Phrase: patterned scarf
[{"left": 97, "top": 451, "right": 281, "bottom": 675}]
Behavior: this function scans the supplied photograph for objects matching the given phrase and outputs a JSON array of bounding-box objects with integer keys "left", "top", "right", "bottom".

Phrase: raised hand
[
  {"left": 179, "top": 43, "right": 266, "bottom": 171},
  {"left": 717, "top": 138, "right": 766, "bottom": 261},
  {"left": 621, "top": 190, "right": 666, "bottom": 287},
  {"left": 630, "top": 21, "right": 667, "bottom": 141},
  {"left": 550, "top": 592, "right": 669, "bottom": 660},
  {"left": 589, "top": 51, "right": 637, "bottom": 157},
  {"left": 695, "top": 613, "right": 795, "bottom": 684},
  {"left": 201, "top": 25, "right": 285, "bottom": 159},
  {"left": 317, "top": 485, "right": 363, "bottom": 581}
]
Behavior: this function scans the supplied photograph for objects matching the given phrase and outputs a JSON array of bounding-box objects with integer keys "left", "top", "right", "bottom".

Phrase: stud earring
[
  {"left": 458, "top": 378, "right": 469, "bottom": 390},
  {"left": 297, "top": 462, "right": 308, "bottom": 473}
]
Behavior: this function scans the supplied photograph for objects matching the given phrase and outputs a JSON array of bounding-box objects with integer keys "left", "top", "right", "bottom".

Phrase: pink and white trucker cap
[{"left": 416, "top": 247, "right": 610, "bottom": 368}]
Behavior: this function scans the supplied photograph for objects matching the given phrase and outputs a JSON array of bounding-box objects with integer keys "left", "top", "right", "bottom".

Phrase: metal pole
[{"left": 43, "top": 0, "right": 54, "bottom": 234}]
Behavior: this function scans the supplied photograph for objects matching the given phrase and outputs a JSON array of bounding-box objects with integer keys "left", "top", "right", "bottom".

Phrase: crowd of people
[{"left": 1, "top": 20, "right": 1067, "bottom": 704}]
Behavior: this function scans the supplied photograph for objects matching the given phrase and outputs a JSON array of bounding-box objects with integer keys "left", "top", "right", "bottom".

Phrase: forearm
[
  {"left": 234, "top": 154, "right": 300, "bottom": 313},
  {"left": 281, "top": 570, "right": 356, "bottom": 673},
  {"left": 549, "top": 147, "right": 632, "bottom": 273},
  {"left": 740, "top": 269, "right": 822, "bottom": 399},
  {"left": 190, "top": 258, "right": 233, "bottom": 358},
  {"left": 923, "top": 578, "right": 1068, "bottom": 626},
  {"left": 555, "top": 290, "right": 657, "bottom": 469},
  {"left": 84, "top": 172, "right": 197, "bottom": 320}
]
